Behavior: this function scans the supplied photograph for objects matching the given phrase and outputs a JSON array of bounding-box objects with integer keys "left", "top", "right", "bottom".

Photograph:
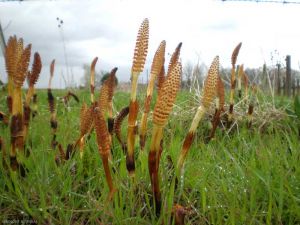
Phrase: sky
[{"left": 0, "top": 0, "right": 300, "bottom": 88}]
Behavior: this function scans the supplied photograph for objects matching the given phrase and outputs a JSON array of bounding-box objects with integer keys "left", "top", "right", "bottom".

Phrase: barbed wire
[{"left": 220, "top": 0, "right": 300, "bottom": 4}]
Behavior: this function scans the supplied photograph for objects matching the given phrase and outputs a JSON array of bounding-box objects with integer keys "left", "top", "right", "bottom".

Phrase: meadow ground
[{"left": 0, "top": 88, "right": 299, "bottom": 224}]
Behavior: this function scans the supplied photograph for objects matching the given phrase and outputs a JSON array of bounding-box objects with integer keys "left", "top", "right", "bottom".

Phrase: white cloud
[{"left": 0, "top": 0, "right": 300, "bottom": 88}]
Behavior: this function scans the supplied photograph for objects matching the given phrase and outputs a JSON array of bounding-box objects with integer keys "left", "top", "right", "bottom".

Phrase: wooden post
[
  {"left": 276, "top": 63, "right": 281, "bottom": 95},
  {"left": 286, "top": 55, "right": 291, "bottom": 97},
  {"left": 297, "top": 79, "right": 300, "bottom": 95},
  {"left": 292, "top": 76, "right": 295, "bottom": 97}
]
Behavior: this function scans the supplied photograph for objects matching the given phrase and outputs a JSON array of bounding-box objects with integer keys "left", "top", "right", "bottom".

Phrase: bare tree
[
  {"left": 80, "top": 64, "right": 106, "bottom": 89},
  {"left": 183, "top": 61, "right": 193, "bottom": 89}
]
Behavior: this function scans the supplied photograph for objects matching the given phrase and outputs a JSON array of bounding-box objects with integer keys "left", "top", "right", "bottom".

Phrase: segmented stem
[
  {"left": 94, "top": 104, "right": 116, "bottom": 199},
  {"left": 177, "top": 56, "right": 219, "bottom": 172},
  {"left": 148, "top": 60, "right": 182, "bottom": 215},
  {"left": 140, "top": 40, "right": 166, "bottom": 149},
  {"left": 127, "top": 18, "right": 149, "bottom": 175},
  {"left": 113, "top": 106, "right": 129, "bottom": 153}
]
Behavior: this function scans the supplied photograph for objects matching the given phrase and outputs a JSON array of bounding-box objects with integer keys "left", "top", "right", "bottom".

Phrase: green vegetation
[{"left": 0, "top": 89, "right": 299, "bottom": 224}]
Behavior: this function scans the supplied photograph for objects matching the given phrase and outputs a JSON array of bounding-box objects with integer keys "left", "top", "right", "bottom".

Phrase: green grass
[{"left": 0, "top": 88, "right": 299, "bottom": 224}]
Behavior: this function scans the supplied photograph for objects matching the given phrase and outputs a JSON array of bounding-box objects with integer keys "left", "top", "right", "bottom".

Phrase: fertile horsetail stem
[
  {"left": 94, "top": 104, "right": 116, "bottom": 200},
  {"left": 127, "top": 18, "right": 149, "bottom": 176},
  {"left": 177, "top": 56, "right": 219, "bottom": 172},
  {"left": 90, "top": 57, "right": 98, "bottom": 103},
  {"left": 48, "top": 59, "right": 58, "bottom": 149},
  {"left": 140, "top": 40, "right": 166, "bottom": 150},
  {"left": 228, "top": 42, "right": 242, "bottom": 124},
  {"left": 149, "top": 60, "right": 182, "bottom": 215},
  {"left": 208, "top": 76, "right": 225, "bottom": 141},
  {"left": 113, "top": 106, "right": 129, "bottom": 153}
]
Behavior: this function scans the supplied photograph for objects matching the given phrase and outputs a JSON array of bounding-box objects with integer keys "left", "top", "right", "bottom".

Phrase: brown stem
[
  {"left": 23, "top": 105, "right": 31, "bottom": 141},
  {"left": 227, "top": 104, "right": 234, "bottom": 128},
  {"left": 7, "top": 96, "right": 12, "bottom": 114},
  {"left": 126, "top": 100, "right": 138, "bottom": 175},
  {"left": 177, "top": 132, "right": 195, "bottom": 172},
  {"left": 113, "top": 106, "right": 129, "bottom": 154},
  {"left": 247, "top": 104, "right": 254, "bottom": 129},
  {"left": 148, "top": 150, "right": 161, "bottom": 216},
  {"left": 208, "top": 109, "right": 221, "bottom": 142},
  {"left": 101, "top": 152, "right": 116, "bottom": 200},
  {"left": 32, "top": 93, "right": 38, "bottom": 118},
  {"left": 148, "top": 125, "right": 163, "bottom": 216}
]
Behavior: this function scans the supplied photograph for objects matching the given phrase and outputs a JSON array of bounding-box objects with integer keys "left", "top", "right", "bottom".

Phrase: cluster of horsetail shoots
[
  {"left": 148, "top": 59, "right": 182, "bottom": 215},
  {"left": 48, "top": 59, "right": 58, "bottom": 149},
  {"left": 228, "top": 42, "right": 242, "bottom": 124},
  {"left": 139, "top": 40, "right": 166, "bottom": 150},
  {"left": 127, "top": 18, "right": 149, "bottom": 175},
  {"left": 5, "top": 36, "right": 32, "bottom": 170},
  {"left": 177, "top": 56, "right": 219, "bottom": 173}
]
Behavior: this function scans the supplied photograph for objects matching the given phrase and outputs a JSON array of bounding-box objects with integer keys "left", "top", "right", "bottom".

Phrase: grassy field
[{"left": 0, "top": 88, "right": 300, "bottom": 224}]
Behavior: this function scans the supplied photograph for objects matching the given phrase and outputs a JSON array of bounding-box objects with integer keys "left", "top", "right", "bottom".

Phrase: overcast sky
[{"left": 0, "top": 0, "right": 300, "bottom": 88}]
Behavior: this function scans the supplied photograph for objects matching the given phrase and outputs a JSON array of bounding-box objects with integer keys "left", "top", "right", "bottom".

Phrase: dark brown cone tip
[
  {"left": 155, "top": 195, "right": 162, "bottom": 217},
  {"left": 51, "top": 134, "right": 58, "bottom": 149},
  {"left": 0, "top": 112, "right": 9, "bottom": 125},
  {"left": 113, "top": 106, "right": 129, "bottom": 151},
  {"left": 33, "top": 94, "right": 37, "bottom": 103},
  {"left": 229, "top": 104, "right": 234, "bottom": 114},
  {"left": 10, "top": 156, "right": 19, "bottom": 171},
  {"left": 7, "top": 96, "right": 13, "bottom": 114},
  {"left": 47, "top": 89, "right": 55, "bottom": 113},
  {"left": 248, "top": 104, "right": 254, "bottom": 115},
  {"left": 107, "top": 118, "right": 114, "bottom": 134},
  {"left": 50, "top": 119, "right": 57, "bottom": 130},
  {"left": 65, "top": 144, "right": 74, "bottom": 160},
  {"left": 139, "top": 135, "right": 146, "bottom": 150},
  {"left": 238, "top": 90, "right": 242, "bottom": 98},
  {"left": 231, "top": 79, "right": 236, "bottom": 89},
  {"left": 23, "top": 105, "right": 31, "bottom": 126},
  {"left": 148, "top": 151, "right": 156, "bottom": 180},
  {"left": 11, "top": 114, "right": 23, "bottom": 138},
  {"left": 208, "top": 109, "right": 221, "bottom": 142},
  {"left": 126, "top": 154, "right": 135, "bottom": 175}
]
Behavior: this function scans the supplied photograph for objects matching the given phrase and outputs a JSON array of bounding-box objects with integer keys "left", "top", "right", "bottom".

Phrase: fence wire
[{"left": 220, "top": 0, "right": 300, "bottom": 4}]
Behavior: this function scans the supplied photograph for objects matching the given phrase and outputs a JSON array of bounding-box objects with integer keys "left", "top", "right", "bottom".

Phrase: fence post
[
  {"left": 297, "top": 79, "right": 300, "bottom": 95},
  {"left": 292, "top": 76, "right": 295, "bottom": 97},
  {"left": 286, "top": 55, "right": 291, "bottom": 97},
  {"left": 276, "top": 63, "right": 281, "bottom": 95}
]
